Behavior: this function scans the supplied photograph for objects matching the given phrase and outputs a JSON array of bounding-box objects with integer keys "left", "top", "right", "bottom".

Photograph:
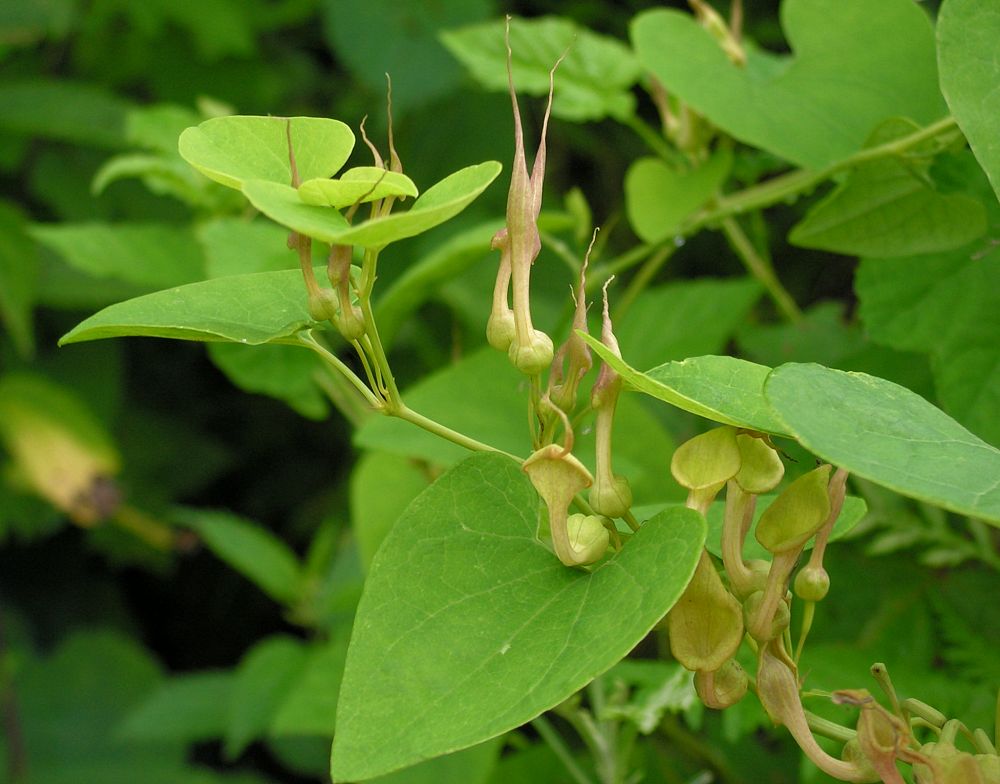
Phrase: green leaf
[
  {"left": 350, "top": 451, "right": 430, "bottom": 571},
  {"left": 242, "top": 161, "right": 502, "bottom": 248},
  {"left": 368, "top": 739, "right": 502, "bottom": 784},
  {"left": 789, "top": 119, "right": 987, "bottom": 257},
  {"left": 197, "top": 218, "right": 298, "bottom": 278},
  {"left": 30, "top": 222, "right": 206, "bottom": 289},
  {"left": 299, "top": 167, "right": 419, "bottom": 208},
  {"left": 323, "top": 0, "right": 491, "bottom": 117},
  {"left": 271, "top": 633, "right": 350, "bottom": 737},
  {"left": 207, "top": 342, "right": 328, "bottom": 420},
  {"left": 0, "top": 200, "right": 38, "bottom": 356},
  {"left": 120, "top": 671, "right": 233, "bottom": 743},
  {"left": 59, "top": 268, "right": 318, "bottom": 346},
  {"left": 441, "top": 16, "right": 641, "bottom": 122},
  {"left": 616, "top": 277, "right": 761, "bottom": 371},
  {"left": 331, "top": 453, "right": 706, "bottom": 780},
  {"left": 631, "top": 0, "right": 946, "bottom": 169},
  {"left": 856, "top": 249, "right": 1000, "bottom": 446},
  {"left": 178, "top": 115, "right": 355, "bottom": 190},
  {"left": 226, "top": 635, "right": 309, "bottom": 758},
  {"left": 625, "top": 149, "right": 732, "bottom": 243},
  {"left": 764, "top": 363, "right": 1000, "bottom": 524},
  {"left": 937, "top": 0, "right": 1000, "bottom": 201},
  {"left": 581, "top": 335, "right": 790, "bottom": 436},
  {"left": 179, "top": 508, "right": 304, "bottom": 604},
  {"left": 375, "top": 220, "right": 502, "bottom": 346},
  {"left": 0, "top": 79, "right": 130, "bottom": 148}
]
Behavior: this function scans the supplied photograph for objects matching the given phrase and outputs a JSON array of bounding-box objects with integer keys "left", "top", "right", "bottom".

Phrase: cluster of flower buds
[{"left": 487, "top": 17, "right": 559, "bottom": 376}]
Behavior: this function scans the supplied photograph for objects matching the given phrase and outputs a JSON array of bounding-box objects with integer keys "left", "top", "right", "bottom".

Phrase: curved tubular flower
[{"left": 522, "top": 444, "right": 595, "bottom": 567}]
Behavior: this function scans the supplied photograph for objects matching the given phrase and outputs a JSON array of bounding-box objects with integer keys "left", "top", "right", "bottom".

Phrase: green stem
[
  {"left": 394, "top": 405, "right": 521, "bottom": 461},
  {"left": 312, "top": 366, "right": 373, "bottom": 428},
  {"left": 685, "top": 115, "right": 959, "bottom": 232},
  {"left": 721, "top": 216, "right": 801, "bottom": 322},
  {"left": 297, "top": 332, "right": 381, "bottom": 410},
  {"left": 532, "top": 715, "right": 597, "bottom": 784}
]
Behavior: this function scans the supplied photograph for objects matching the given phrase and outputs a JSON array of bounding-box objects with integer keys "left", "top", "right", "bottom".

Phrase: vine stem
[
  {"left": 721, "top": 215, "right": 802, "bottom": 322},
  {"left": 685, "top": 115, "right": 960, "bottom": 231},
  {"left": 393, "top": 405, "right": 521, "bottom": 461},
  {"left": 532, "top": 715, "right": 597, "bottom": 784}
]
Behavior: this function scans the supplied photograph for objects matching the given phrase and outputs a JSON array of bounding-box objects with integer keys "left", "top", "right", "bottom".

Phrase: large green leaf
[
  {"left": 789, "top": 119, "right": 987, "bottom": 257},
  {"left": 242, "top": 161, "right": 501, "bottom": 248},
  {"left": 764, "top": 363, "right": 1000, "bottom": 524},
  {"left": 178, "top": 115, "right": 355, "bottom": 190},
  {"left": 631, "top": 0, "right": 946, "bottom": 169},
  {"left": 331, "top": 453, "right": 706, "bottom": 780},
  {"left": 59, "top": 268, "right": 318, "bottom": 346},
  {"left": 369, "top": 739, "right": 502, "bottom": 784},
  {"left": 624, "top": 149, "right": 732, "bottom": 243},
  {"left": 937, "top": 0, "right": 1000, "bottom": 201},
  {"left": 581, "top": 335, "right": 789, "bottom": 436},
  {"left": 30, "top": 222, "right": 206, "bottom": 289},
  {"left": 441, "top": 16, "right": 641, "bottom": 121}
]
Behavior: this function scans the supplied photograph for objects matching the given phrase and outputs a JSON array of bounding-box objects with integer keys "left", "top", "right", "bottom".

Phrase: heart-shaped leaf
[
  {"left": 631, "top": 0, "right": 946, "bottom": 169},
  {"left": 789, "top": 119, "right": 987, "bottom": 257},
  {"left": 765, "top": 363, "right": 1000, "bottom": 524},
  {"left": 331, "top": 452, "right": 705, "bottom": 780},
  {"left": 938, "top": 0, "right": 1000, "bottom": 201},
  {"left": 178, "top": 115, "right": 355, "bottom": 190},
  {"left": 581, "top": 334, "right": 790, "bottom": 436},
  {"left": 59, "top": 268, "right": 320, "bottom": 346},
  {"left": 298, "top": 167, "right": 419, "bottom": 208},
  {"left": 243, "top": 161, "right": 501, "bottom": 248},
  {"left": 625, "top": 149, "right": 732, "bottom": 243}
]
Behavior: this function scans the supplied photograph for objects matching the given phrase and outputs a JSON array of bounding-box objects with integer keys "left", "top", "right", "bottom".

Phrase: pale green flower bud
[
  {"left": 566, "top": 513, "right": 610, "bottom": 565},
  {"left": 334, "top": 303, "right": 366, "bottom": 342},
  {"left": 486, "top": 308, "right": 516, "bottom": 352},
  {"left": 794, "top": 565, "right": 830, "bottom": 602},
  {"left": 589, "top": 474, "right": 632, "bottom": 519},
  {"left": 695, "top": 659, "right": 748, "bottom": 710},
  {"left": 743, "top": 589, "right": 790, "bottom": 642},
  {"left": 509, "top": 329, "right": 554, "bottom": 376},
  {"left": 307, "top": 288, "right": 339, "bottom": 323}
]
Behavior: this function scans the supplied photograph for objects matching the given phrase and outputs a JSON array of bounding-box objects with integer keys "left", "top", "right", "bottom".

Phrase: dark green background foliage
[{"left": 1, "top": 1, "right": 998, "bottom": 783}]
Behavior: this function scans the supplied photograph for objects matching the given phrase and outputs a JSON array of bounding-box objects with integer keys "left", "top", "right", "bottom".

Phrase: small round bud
[
  {"left": 794, "top": 565, "right": 830, "bottom": 602},
  {"left": 486, "top": 309, "right": 516, "bottom": 352},
  {"left": 566, "top": 513, "right": 610, "bottom": 565},
  {"left": 695, "top": 659, "right": 748, "bottom": 709},
  {"left": 509, "top": 330, "right": 554, "bottom": 376},
  {"left": 589, "top": 474, "right": 632, "bottom": 519},
  {"left": 307, "top": 289, "right": 338, "bottom": 322},
  {"left": 334, "top": 304, "right": 366, "bottom": 341},
  {"left": 743, "top": 590, "right": 790, "bottom": 642}
]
